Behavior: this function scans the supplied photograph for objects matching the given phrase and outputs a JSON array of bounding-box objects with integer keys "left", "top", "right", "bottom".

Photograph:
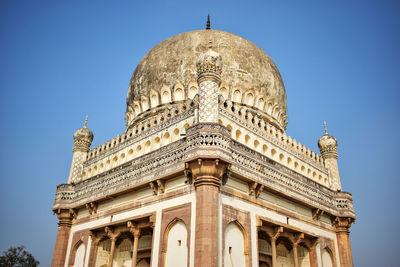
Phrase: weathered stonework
[{"left": 52, "top": 26, "right": 355, "bottom": 267}]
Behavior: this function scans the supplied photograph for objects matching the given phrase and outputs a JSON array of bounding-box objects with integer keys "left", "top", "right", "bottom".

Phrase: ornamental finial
[
  {"left": 84, "top": 115, "right": 88, "bottom": 128},
  {"left": 324, "top": 121, "right": 328, "bottom": 135},
  {"left": 206, "top": 14, "right": 211, "bottom": 30}
]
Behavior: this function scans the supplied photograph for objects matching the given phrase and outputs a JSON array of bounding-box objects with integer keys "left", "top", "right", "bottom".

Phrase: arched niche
[
  {"left": 224, "top": 222, "right": 246, "bottom": 267},
  {"left": 96, "top": 239, "right": 111, "bottom": 267},
  {"left": 322, "top": 248, "right": 334, "bottom": 267},
  {"left": 74, "top": 242, "right": 85, "bottom": 267},
  {"left": 113, "top": 237, "right": 132, "bottom": 267},
  {"left": 165, "top": 220, "right": 188, "bottom": 267}
]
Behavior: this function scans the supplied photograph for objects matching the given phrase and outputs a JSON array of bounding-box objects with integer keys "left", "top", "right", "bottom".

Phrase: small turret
[
  {"left": 68, "top": 116, "right": 94, "bottom": 183},
  {"left": 318, "top": 122, "right": 341, "bottom": 191},
  {"left": 196, "top": 41, "right": 223, "bottom": 123}
]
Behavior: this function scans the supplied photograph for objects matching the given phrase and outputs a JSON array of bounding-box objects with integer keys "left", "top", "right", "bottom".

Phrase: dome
[
  {"left": 318, "top": 123, "right": 338, "bottom": 158},
  {"left": 126, "top": 29, "right": 287, "bottom": 130},
  {"left": 73, "top": 118, "right": 93, "bottom": 152}
]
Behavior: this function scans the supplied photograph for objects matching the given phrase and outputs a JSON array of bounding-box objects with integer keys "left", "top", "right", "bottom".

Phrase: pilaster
[
  {"left": 186, "top": 158, "right": 229, "bottom": 267},
  {"left": 51, "top": 209, "right": 73, "bottom": 267},
  {"left": 333, "top": 217, "right": 354, "bottom": 267}
]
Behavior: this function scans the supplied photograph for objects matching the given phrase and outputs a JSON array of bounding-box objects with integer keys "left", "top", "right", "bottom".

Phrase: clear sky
[{"left": 0, "top": 1, "right": 399, "bottom": 266}]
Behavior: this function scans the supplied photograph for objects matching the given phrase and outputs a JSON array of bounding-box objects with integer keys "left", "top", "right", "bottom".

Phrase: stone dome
[
  {"left": 73, "top": 122, "right": 93, "bottom": 152},
  {"left": 318, "top": 125, "right": 338, "bottom": 158},
  {"left": 126, "top": 29, "right": 287, "bottom": 130}
]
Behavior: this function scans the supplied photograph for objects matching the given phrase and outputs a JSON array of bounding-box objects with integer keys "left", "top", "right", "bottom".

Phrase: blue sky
[{"left": 0, "top": 1, "right": 399, "bottom": 266}]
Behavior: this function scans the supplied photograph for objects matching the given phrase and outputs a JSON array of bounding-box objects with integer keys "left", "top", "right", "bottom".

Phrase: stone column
[
  {"left": 270, "top": 238, "right": 277, "bottom": 267},
  {"left": 308, "top": 239, "right": 319, "bottom": 267},
  {"left": 290, "top": 233, "right": 303, "bottom": 267},
  {"left": 88, "top": 232, "right": 100, "bottom": 267},
  {"left": 188, "top": 159, "right": 229, "bottom": 267},
  {"left": 267, "top": 226, "right": 283, "bottom": 267},
  {"left": 105, "top": 227, "right": 118, "bottom": 267},
  {"left": 333, "top": 217, "right": 354, "bottom": 267},
  {"left": 51, "top": 209, "right": 73, "bottom": 267},
  {"left": 128, "top": 221, "right": 141, "bottom": 267}
]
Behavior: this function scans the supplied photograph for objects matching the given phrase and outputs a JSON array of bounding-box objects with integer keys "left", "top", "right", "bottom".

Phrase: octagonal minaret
[
  {"left": 67, "top": 116, "right": 93, "bottom": 184},
  {"left": 318, "top": 122, "right": 342, "bottom": 191},
  {"left": 196, "top": 41, "right": 223, "bottom": 123}
]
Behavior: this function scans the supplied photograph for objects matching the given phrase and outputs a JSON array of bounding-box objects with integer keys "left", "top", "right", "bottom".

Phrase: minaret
[
  {"left": 67, "top": 116, "right": 93, "bottom": 183},
  {"left": 196, "top": 40, "right": 223, "bottom": 123},
  {"left": 318, "top": 122, "right": 342, "bottom": 191}
]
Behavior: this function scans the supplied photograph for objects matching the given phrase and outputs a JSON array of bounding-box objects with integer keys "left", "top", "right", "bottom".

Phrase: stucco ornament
[
  {"left": 73, "top": 116, "right": 93, "bottom": 152},
  {"left": 318, "top": 122, "right": 338, "bottom": 158}
]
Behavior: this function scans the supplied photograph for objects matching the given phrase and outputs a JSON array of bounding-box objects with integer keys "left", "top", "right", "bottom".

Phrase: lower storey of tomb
[{"left": 54, "top": 185, "right": 348, "bottom": 267}]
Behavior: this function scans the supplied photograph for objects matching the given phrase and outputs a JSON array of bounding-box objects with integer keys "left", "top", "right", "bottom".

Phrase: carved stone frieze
[{"left": 54, "top": 124, "right": 355, "bottom": 219}]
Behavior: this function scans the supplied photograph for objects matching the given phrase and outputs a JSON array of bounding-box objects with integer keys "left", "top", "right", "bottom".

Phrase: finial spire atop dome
[
  {"left": 84, "top": 115, "right": 88, "bottom": 128},
  {"left": 206, "top": 14, "right": 211, "bottom": 30},
  {"left": 324, "top": 121, "right": 328, "bottom": 135}
]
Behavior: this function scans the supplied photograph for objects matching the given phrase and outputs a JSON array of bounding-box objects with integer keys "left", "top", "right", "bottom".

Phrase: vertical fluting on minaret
[
  {"left": 196, "top": 41, "right": 223, "bottom": 123},
  {"left": 318, "top": 121, "right": 342, "bottom": 191},
  {"left": 68, "top": 116, "right": 93, "bottom": 183}
]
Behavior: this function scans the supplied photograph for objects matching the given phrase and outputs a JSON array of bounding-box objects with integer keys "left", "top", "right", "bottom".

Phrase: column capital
[
  {"left": 54, "top": 209, "right": 74, "bottom": 227},
  {"left": 105, "top": 226, "right": 119, "bottom": 241},
  {"left": 127, "top": 221, "right": 141, "bottom": 238},
  {"left": 332, "top": 217, "right": 355, "bottom": 233},
  {"left": 290, "top": 233, "right": 304, "bottom": 248},
  {"left": 185, "top": 159, "right": 230, "bottom": 188}
]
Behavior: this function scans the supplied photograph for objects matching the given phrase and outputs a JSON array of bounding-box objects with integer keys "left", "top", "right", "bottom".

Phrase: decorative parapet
[
  {"left": 53, "top": 140, "right": 186, "bottom": 209},
  {"left": 85, "top": 99, "right": 196, "bottom": 165},
  {"left": 219, "top": 101, "right": 326, "bottom": 173},
  {"left": 53, "top": 124, "right": 355, "bottom": 220}
]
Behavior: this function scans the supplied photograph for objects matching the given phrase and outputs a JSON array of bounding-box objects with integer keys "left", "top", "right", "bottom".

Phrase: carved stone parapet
[{"left": 186, "top": 159, "right": 230, "bottom": 188}]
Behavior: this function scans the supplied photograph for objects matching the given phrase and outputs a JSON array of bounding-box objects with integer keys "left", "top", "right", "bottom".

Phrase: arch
[
  {"left": 183, "top": 123, "right": 190, "bottom": 130},
  {"left": 254, "top": 140, "right": 260, "bottom": 151},
  {"left": 153, "top": 137, "right": 161, "bottom": 150},
  {"left": 120, "top": 153, "right": 125, "bottom": 160},
  {"left": 271, "top": 149, "right": 277, "bottom": 158},
  {"left": 235, "top": 130, "right": 242, "bottom": 142},
  {"left": 128, "top": 149, "right": 134, "bottom": 158},
  {"left": 113, "top": 237, "right": 133, "bottom": 267},
  {"left": 297, "top": 244, "right": 311, "bottom": 267},
  {"left": 294, "top": 162, "right": 299, "bottom": 170},
  {"left": 163, "top": 132, "right": 171, "bottom": 145},
  {"left": 233, "top": 90, "right": 242, "bottom": 103},
  {"left": 224, "top": 222, "right": 246, "bottom": 267},
  {"left": 172, "top": 128, "right": 180, "bottom": 142},
  {"left": 96, "top": 239, "right": 111, "bottom": 267},
  {"left": 161, "top": 85, "right": 172, "bottom": 104},
  {"left": 322, "top": 247, "right": 334, "bottom": 267},
  {"left": 136, "top": 145, "right": 142, "bottom": 156},
  {"left": 255, "top": 96, "right": 265, "bottom": 110},
  {"left": 141, "top": 96, "right": 150, "bottom": 112},
  {"left": 279, "top": 153, "right": 285, "bottom": 163},
  {"left": 164, "top": 220, "right": 188, "bottom": 267},
  {"left": 244, "top": 134, "right": 251, "bottom": 145},
  {"left": 188, "top": 84, "right": 198, "bottom": 99},
  {"left": 144, "top": 140, "right": 151, "bottom": 154},
  {"left": 174, "top": 86, "right": 185, "bottom": 101},
  {"left": 262, "top": 144, "right": 268, "bottom": 154},
  {"left": 220, "top": 87, "right": 229, "bottom": 100},
  {"left": 243, "top": 90, "right": 255, "bottom": 106},
  {"left": 133, "top": 101, "right": 142, "bottom": 115},
  {"left": 150, "top": 90, "right": 160, "bottom": 108}
]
